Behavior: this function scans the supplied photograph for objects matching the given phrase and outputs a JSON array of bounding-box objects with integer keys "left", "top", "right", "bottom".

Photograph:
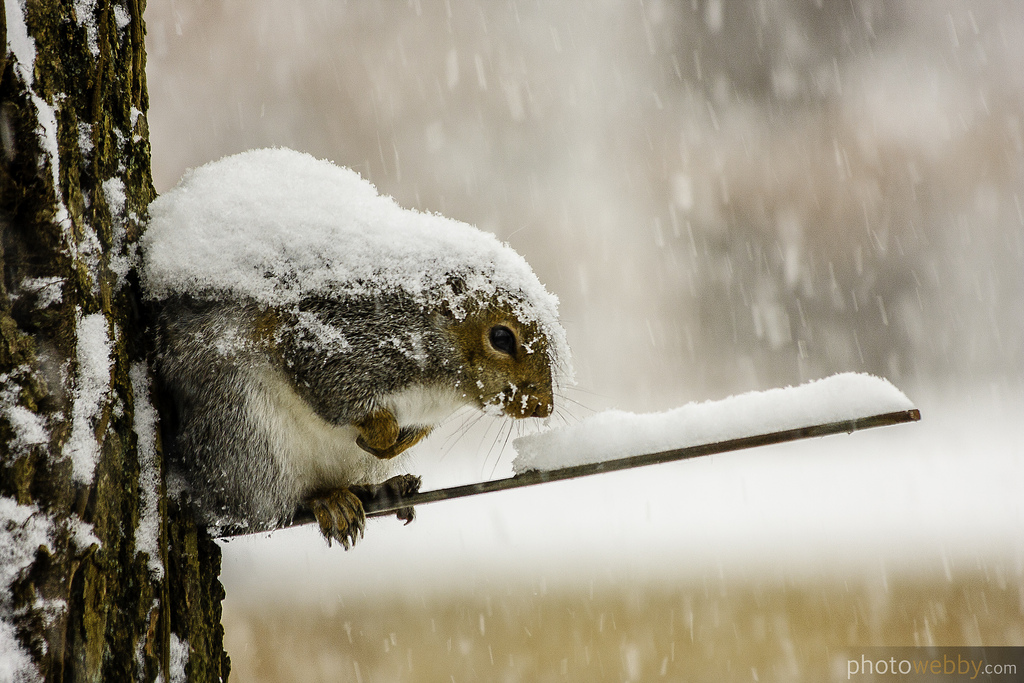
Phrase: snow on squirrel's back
[
  {"left": 141, "top": 148, "right": 570, "bottom": 374},
  {"left": 512, "top": 373, "right": 916, "bottom": 473}
]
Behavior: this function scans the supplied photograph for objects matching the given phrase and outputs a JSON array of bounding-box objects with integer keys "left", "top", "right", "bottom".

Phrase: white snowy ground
[{"left": 219, "top": 384, "right": 1022, "bottom": 605}]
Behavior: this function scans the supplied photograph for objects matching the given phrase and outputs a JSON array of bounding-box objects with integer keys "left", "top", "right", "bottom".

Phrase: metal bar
[{"left": 254, "top": 407, "right": 919, "bottom": 534}]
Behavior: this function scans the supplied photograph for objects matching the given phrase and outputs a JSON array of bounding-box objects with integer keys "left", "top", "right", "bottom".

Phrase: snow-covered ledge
[{"left": 512, "top": 373, "right": 917, "bottom": 473}]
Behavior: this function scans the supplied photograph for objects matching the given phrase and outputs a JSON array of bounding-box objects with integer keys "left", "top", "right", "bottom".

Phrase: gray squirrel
[
  {"left": 155, "top": 288, "right": 557, "bottom": 548},
  {"left": 144, "top": 148, "right": 569, "bottom": 548}
]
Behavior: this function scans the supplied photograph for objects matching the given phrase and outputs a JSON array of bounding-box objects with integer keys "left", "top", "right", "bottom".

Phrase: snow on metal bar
[
  {"left": 221, "top": 373, "right": 919, "bottom": 534},
  {"left": 358, "top": 407, "right": 921, "bottom": 518}
]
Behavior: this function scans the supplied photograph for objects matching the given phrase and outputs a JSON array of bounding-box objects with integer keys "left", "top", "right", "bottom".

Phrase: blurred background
[{"left": 145, "top": 1, "right": 1023, "bottom": 680}]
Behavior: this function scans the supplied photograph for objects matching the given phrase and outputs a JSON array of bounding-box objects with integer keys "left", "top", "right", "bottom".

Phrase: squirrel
[
  {"left": 155, "top": 286, "right": 557, "bottom": 548},
  {"left": 143, "top": 148, "right": 569, "bottom": 549}
]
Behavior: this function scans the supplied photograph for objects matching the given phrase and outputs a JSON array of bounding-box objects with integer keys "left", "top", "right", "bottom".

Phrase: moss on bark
[{"left": 2, "top": 1, "right": 229, "bottom": 680}]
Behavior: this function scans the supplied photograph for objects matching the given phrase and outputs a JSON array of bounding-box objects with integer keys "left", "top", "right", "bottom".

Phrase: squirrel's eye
[{"left": 488, "top": 325, "right": 517, "bottom": 356}]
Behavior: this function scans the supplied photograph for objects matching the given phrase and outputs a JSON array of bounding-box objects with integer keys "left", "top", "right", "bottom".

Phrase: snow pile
[
  {"left": 64, "top": 312, "right": 113, "bottom": 484},
  {"left": 512, "top": 373, "right": 915, "bottom": 473},
  {"left": 19, "top": 277, "right": 63, "bottom": 309},
  {"left": 142, "top": 148, "right": 570, "bottom": 377},
  {"left": 168, "top": 633, "right": 190, "bottom": 683},
  {"left": 130, "top": 363, "right": 164, "bottom": 579},
  {"left": 0, "top": 497, "right": 51, "bottom": 683},
  {"left": 0, "top": 369, "right": 49, "bottom": 454}
]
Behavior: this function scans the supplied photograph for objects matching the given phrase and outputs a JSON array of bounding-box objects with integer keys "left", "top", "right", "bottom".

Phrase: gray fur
[
  {"left": 155, "top": 294, "right": 469, "bottom": 532},
  {"left": 281, "top": 295, "right": 466, "bottom": 424}
]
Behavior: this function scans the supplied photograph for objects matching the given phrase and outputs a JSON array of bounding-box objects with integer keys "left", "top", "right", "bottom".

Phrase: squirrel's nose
[
  {"left": 504, "top": 387, "right": 553, "bottom": 419},
  {"left": 523, "top": 392, "right": 552, "bottom": 419},
  {"left": 530, "top": 398, "right": 552, "bottom": 418}
]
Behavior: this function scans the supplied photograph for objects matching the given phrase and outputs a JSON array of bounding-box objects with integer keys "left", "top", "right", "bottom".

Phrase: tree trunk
[{"left": 1, "top": 1, "right": 228, "bottom": 681}]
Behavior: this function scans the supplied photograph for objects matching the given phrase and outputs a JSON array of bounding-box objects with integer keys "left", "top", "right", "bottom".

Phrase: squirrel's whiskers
[{"left": 435, "top": 405, "right": 485, "bottom": 460}]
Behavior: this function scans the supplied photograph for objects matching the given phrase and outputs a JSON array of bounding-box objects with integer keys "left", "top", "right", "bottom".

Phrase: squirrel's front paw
[
  {"left": 355, "top": 409, "right": 400, "bottom": 456},
  {"left": 307, "top": 488, "right": 365, "bottom": 549},
  {"left": 356, "top": 410, "right": 433, "bottom": 460},
  {"left": 388, "top": 473, "right": 421, "bottom": 525},
  {"left": 351, "top": 474, "right": 422, "bottom": 525}
]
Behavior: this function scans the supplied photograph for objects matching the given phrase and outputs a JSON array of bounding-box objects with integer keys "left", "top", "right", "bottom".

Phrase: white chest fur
[
  {"left": 249, "top": 367, "right": 470, "bottom": 494},
  {"left": 384, "top": 384, "right": 470, "bottom": 426}
]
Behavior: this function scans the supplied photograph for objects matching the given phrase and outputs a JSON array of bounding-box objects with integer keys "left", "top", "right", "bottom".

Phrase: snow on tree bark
[{"left": 1, "top": 1, "right": 228, "bottom": 680}]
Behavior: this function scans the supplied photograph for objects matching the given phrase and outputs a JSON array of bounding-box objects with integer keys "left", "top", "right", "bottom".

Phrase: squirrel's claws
[
  {"left": 395, "top": 506, "right": 416, "bottom": 525},
  {"left": 308, "top": 475, "right": 420, "bottom": 548},
  {"left": 385, "top": 473, "right": 423, "bottom": 497},
  {"left": 384, "top": 474, "right": 419, "bottom": 525},
  {"left": 351, "top": 474, "right": 421, "bottom": 526},
  {"left": 308, "top": 488, "right": 366, "bottom": 549}
]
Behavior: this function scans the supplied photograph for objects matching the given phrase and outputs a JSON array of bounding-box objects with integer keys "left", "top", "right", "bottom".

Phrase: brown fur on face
[{"left": 444, "top": 302, "right": 554, "bottom": 419}]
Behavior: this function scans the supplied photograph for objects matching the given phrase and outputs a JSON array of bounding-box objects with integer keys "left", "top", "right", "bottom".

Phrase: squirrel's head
[{"left": 444, "top": 302, "right": 554, "bottom": 420}]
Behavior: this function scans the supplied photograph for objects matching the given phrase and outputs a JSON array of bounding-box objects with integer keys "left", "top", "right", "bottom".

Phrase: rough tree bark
[{"left": 1, "top": 1, "right": 228, "bottom": 681}]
